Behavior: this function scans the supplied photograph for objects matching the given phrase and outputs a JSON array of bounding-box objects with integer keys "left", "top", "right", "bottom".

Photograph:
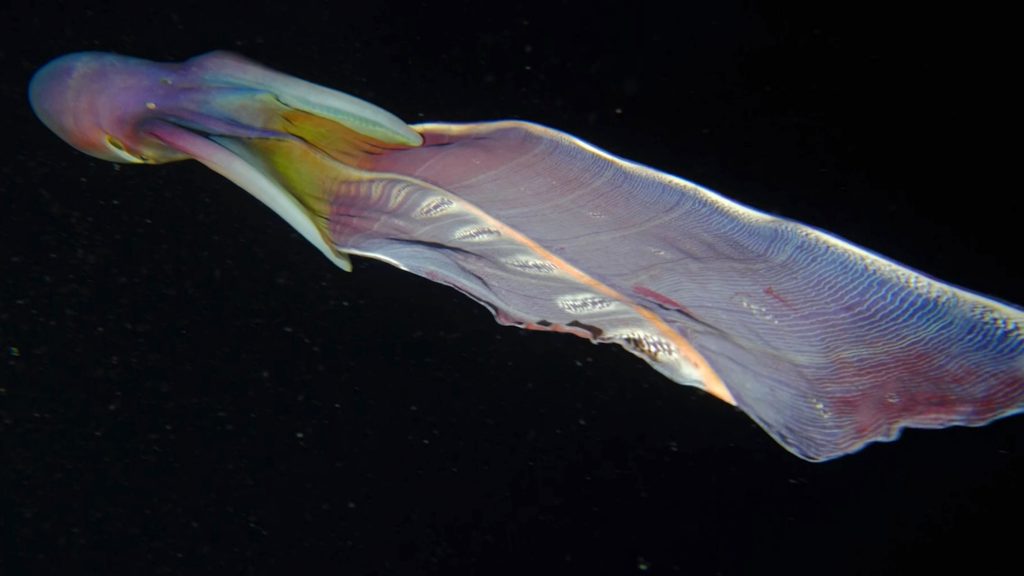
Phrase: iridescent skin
[
  {"left": 29, "top": 52, "right": 1024, "bottom": 461},
  {"left": 30, "top": 51, "right": 420, "bottom": 271}
]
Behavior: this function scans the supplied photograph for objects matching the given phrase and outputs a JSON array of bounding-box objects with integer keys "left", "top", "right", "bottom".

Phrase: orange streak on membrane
[
  {"left": 395, "top": 124, "right": 735, "bottom": 403},
  {"left": 252, "top": 122, "right": 736, "bottom": 406},
  {"left": 445, "top": 196, "right": 736, "bottom": 405}
]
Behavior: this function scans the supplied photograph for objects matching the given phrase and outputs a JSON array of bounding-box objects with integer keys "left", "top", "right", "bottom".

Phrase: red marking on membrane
[
  {"left": 522, "top": 321, "right": 593, "bottom": 338},
  {"left": 824, "top": 342, "right": 1023, "bottom": 443},
  {"left": 763, "top": 286, "right": 794, "bottom": 309},
  {"left": 633, "top": 285, "right": 695, "bottom": 315}
]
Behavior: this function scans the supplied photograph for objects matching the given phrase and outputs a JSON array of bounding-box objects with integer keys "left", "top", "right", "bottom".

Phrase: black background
[{"left": 2, "top": 1, "right": 1021, "bottom": 574}]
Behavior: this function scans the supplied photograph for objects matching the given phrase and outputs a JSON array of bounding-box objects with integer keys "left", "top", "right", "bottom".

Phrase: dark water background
[{"left": 2, "top": 2, "right": 1021, "bottom": 574}]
